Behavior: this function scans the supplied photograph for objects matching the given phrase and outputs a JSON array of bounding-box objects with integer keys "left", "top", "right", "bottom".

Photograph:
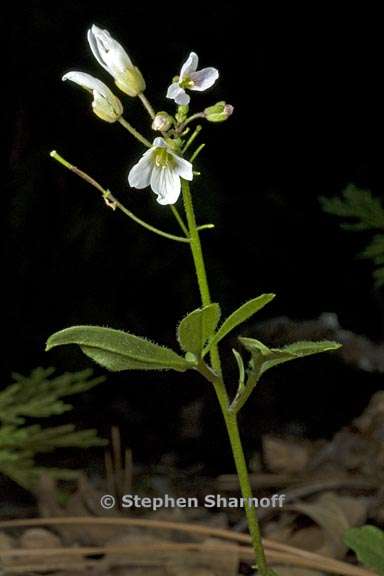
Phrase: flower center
[
  {"left": 154, "top": 147, "right": 175, "bottom": 168},
  {"left": 180, "top": 75, "right": 195, "bottom": 89}
]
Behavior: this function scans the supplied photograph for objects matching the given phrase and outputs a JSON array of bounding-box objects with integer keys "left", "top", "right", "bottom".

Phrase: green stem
[
  {"left": 182, "top": 125, "right": 202, "bottom": 154},
  {"left": 50, "top": 151, "right": 189, "bottom": 244},
  {"left": 181, "top": 178, "right": 269, "bottom": 575},
  {"left": 170, "top": 205, "right": 189, "bottom": 236},
  {"left": 189, "top": 143, "right": 206, "bottom": 163},
  {"left": 118, "top": 117, "right": 152, "bottom": 148},
  {"left": 197, "top": 223, "right": 215, "bottom": 232},
  {"left": 138, "top": 93, "right": 156, "bottom": 120},
  {"left": 106, "top": 192, "right": 189, "bottom": 243},
  {"left": 223, "top": 411, "right": 270, "bottom": 573},
  {"left": 178, "top": 112, "right": 205, "bottom": 132}
]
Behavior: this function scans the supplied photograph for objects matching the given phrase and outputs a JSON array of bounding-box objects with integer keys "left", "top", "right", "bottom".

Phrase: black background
[{"left": 3, "top": 2, "right": 384, "bottom": 470}]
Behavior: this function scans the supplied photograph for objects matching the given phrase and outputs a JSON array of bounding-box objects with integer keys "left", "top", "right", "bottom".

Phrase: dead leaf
[
  {"left": 289, "top": 492, "right": 367, "bottom": 558},
  {"left": 36, "top": 474, "right": 125, "bottom": 545},
  {"left": 19, "top": 527, "right": 62, "bottom": 549},
  {"left": 354, "top": 391, "right": 384, "bottom": 439},
  {"left": 263, "top": 436, "right": 313, "bottom": 474},
  {"left": 287, "top": 525, "right": 325, "bottom": 552}
]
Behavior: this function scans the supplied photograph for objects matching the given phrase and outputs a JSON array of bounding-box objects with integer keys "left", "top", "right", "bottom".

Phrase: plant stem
[
  {"left": 189, "top": 143, "right": 206, "bottom": 163},
  {"left": 170, "top": 205, "right": 189, "bottom": 236},
  {"left": 118, "top": 117, "right": 152, "bottom": 147},
  {"left": 138, "top": 93, "right": 156, "bottom": 119},
  {"left": 178, "top": 112, "right": 205, "bottom": 132},
  {"left": 182, "top": 125, "right": 202, "bottom": 154},
  {"left": 181, "top": 178, "right": 269, "bottom": 575},
  {"left": 50, "top": 151, "right": 189, "bottom": 244}
]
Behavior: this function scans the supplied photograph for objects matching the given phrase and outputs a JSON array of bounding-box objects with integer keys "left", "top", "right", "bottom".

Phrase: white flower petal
[
  {"left": 151, "top": 166, "right": 181, "bottom": 205},
  {"left": 172, "top": 154, "right": 193, "bottom": 181},
  {"left": 175, "top": 90, "right": 190, "bottom": 105},
  {"left": 166, "top": 82, "right": 181, "bottom": 98},
  {"left": 63, "top": 71, "right": 99, "bottom": 91},
  {"left": 166, "top": 83, "right": 190, "bottom": 105},
  {"left": 63, "top": 71, "right": 112, "bottom": 97},
  {"left": 180, "top": 52, "right": 198, "bottom": 78},
  {"left": 190, "top": 67, "right": 219, "bottom": 91},
  {"left": 128, "top": 149, "right": 154, "bottom": 189},
  {"left": 88, "top": 25, "right": 133, "bottom": 77},
  {"left": 87, "top": 28, "right": 109, "bottom": 72},
  {"left": 62, "top": 71, "right": 123, "bottom": 121}
]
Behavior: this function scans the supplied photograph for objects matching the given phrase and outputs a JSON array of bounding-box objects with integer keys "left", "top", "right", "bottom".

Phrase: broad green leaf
[
  {"left": 46, "top": 326, "right": 192, "bottom": 372},
  {"left": 239, "top": 337, "right": 341, "bottom": 378},
  {"left": 204, "top": 294, "right": 275, "bottom": 354},
  {"left": 177, "top": 303, "right": 221, "bottom": 356},
  {"left": 344, "top": 525, "right": 384, "bottom": 575}
]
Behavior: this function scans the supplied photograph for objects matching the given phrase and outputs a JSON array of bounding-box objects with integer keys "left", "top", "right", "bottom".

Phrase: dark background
[{"left": 3, "top": 2, "right": 384, "bottom": 471}]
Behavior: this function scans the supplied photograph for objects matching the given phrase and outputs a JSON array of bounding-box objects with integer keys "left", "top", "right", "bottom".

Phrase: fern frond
[
  {"left": 0, "top": 368, "right": 106, "bottom": 490},
  {"left": 320, "top": 184, "right": 384, "bottom": 287},
  {"left": 0, "top": 367, "right": 105, "bottom": 425}
]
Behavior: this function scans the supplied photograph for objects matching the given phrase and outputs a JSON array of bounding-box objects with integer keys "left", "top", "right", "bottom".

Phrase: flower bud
[
  {"left": 62, "top": 71, "right": 123, "bottom": 123},
  {"left": 204, "top": 101, "right": 234, "bottom": 122},
  {"left": 176, "top": 104, "right": 189, "bottom": 124},
  {"left": 88, "top": 25, "right": 146, "bottom": 97},
  {"left": 151, "top": 112, "right": 173, "bottom": 132}
]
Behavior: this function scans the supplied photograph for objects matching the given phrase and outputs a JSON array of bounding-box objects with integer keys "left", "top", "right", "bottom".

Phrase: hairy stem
[{"left": 181, "top": 179, "right": 269, "bottom": 574}]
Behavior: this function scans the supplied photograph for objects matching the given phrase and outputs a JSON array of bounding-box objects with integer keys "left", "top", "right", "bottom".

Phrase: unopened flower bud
[
  {"left": 204, "top": 101, "right": 234, "bottom": 122},
  {"left": 176, "top": 104, "right": 189, "bottom": 124},
  {"left": 88, "top": 25, "right": 146, "bottom": 97},
  {"left": 62, "top": 71, "right": 123, "bottom": 123},
  {"left": 152, "top": 111, "right": 173, "bottom": 132}
]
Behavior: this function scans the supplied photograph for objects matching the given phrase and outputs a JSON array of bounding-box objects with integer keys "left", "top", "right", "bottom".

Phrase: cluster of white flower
[{"left": 63, "top": 26, "right": 231, "bottom": 205}]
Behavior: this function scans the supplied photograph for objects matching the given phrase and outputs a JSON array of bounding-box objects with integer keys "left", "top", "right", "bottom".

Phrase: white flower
[
  {"left": 128, "top": 138, "right": 193, "bottom": 205},
  {"left": 62, "top": 71, "right": 123, "bottom": 122},
  {"left": 87, "top": 25, "right": 145, "bottom": 97},
  {"left": 166, "top": 52, "right": 219, "bottom": 105}
]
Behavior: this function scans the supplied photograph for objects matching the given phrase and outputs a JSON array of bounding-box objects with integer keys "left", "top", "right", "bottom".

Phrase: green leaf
[
  {"left": 232, "top": 349, "right": 245, "bottom": 391},
  {"left": 177, "top": 304, "right": 221, "bottom": 356},
  {"left": 46, "top": 326, "right": 192, "bottom": 372},
  {"left": 204, "top": 294, "right": 275, "bottom": 354},
  {"left": 344, "top": 525, "right": 384, "bottom": 575},
  {"left": 239, "top": 338, "right": 341, "bottom": 378}
]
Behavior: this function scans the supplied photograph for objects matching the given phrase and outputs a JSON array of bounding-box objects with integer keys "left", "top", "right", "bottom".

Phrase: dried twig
[{"left": 0, "top": 516, "right": 375, "bottom": 576}]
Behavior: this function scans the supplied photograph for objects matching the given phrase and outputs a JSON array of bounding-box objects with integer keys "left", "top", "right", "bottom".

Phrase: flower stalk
[
  {"left": 49, "top": 151, "right": 189, "bottom": 244},
  {"left": 118, "top": 117, "right": 152, "bottom": 148},
  {"left": 138, "top": 93, "right": 156, "bottom": 119}
]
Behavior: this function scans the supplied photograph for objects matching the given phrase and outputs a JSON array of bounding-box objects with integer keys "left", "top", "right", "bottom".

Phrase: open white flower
[
  {"left": 88, "top": 25, "right": 145, "bottom": 97},
  {"left": 128, "top": 138, "right": 193, "bottom": 205},
  {"left": 166, "top": 52, "right": 219, "bottom": 105},
  {"left": 62, "top": 71, "right": 123, "bottom": 122}
]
